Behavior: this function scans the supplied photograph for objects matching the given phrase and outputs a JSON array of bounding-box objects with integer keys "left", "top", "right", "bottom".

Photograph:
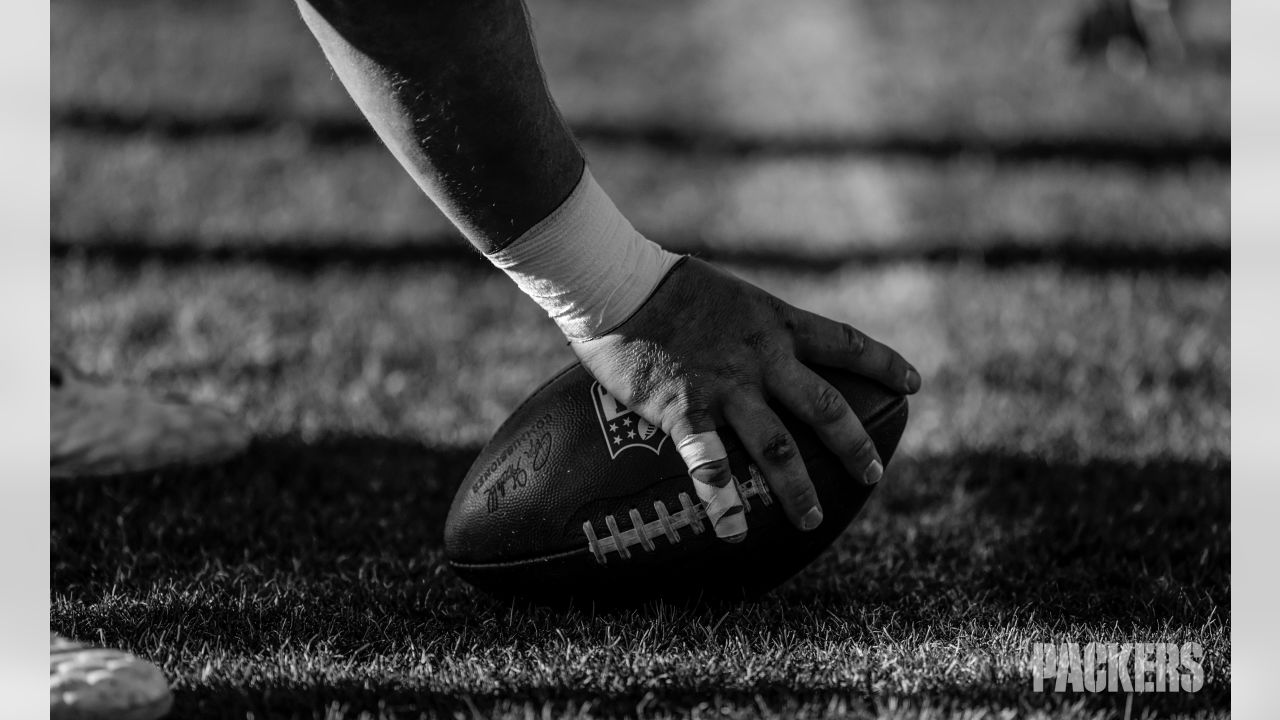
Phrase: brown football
[{"left": 444, "top": 362, "right": 908, "bottom": 607}]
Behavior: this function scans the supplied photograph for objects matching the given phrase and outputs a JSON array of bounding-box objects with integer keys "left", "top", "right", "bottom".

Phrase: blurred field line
[
  {"left": 50, "top": 235, "right": 1230, "bottom": 277},
  {"left": 52, "top": 260, "right": 1229, "bottom": 460},
  {"left": 50, "top": 105, "right": 1230, "bottom": 168},
  {"left": 51, "top": 0, "right": 1229, "bottom": 148},
  {"left": 51, "top": 130, "right": 1229, "bottom": 270}
]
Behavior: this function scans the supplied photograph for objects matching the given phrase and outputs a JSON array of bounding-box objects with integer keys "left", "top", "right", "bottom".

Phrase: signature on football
[{"left": 482, "top": 429, "right": 553, "bottom": 514}]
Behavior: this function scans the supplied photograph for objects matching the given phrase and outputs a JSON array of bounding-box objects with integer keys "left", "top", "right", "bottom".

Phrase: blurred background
[
  {"left": 50, "top": 0, "right": 1229, "bottom": 457},
  {"left": 50, "top": 1, "right": 1231, "bottom": 715}
]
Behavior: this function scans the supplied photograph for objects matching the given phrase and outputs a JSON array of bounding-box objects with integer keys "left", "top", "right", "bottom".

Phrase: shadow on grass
[{"left": 50, "top": 434, "right": 1228, "bottom": 716}]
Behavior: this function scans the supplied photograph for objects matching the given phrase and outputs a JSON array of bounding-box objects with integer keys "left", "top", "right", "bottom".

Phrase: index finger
[{"left": 670, "top": 423, "right": 748, "bottom": 544}]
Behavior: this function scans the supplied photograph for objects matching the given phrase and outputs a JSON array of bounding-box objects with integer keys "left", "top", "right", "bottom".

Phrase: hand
[{"left": 572, "top": 258, "right": 921, "bottom": 541}]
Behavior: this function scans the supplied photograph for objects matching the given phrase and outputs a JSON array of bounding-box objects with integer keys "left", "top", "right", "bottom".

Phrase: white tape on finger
[
  {"left": 678, "top": 431, "right": 747, "bottom": 541},
  {"left": 699, "top": 482, "right": 747, "bottom": 542},
  {"left": 676, "top": 431, "right": 727, "bottom": 470}
]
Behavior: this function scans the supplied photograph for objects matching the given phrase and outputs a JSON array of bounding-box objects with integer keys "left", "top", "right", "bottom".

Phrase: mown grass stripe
[
  {"left": 52, "top": 260, "right": 1230, "bottom": 460},
  {"left": 52, "top": 131, "right": 1228, "bottom": 260},
  {"left": 52, "top": 446, "right": 1229, "bottom": 718},
  {"left": 51, "top": 234, "right": 1230, "bottom": 276},
  {"left": 50, "top": 106, "right": 1230, "bottom": 168}
]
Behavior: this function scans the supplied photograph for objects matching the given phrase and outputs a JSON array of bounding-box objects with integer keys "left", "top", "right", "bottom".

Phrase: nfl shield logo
[{"left": 590, "top": 382, "right": 668, "bottom": 459}]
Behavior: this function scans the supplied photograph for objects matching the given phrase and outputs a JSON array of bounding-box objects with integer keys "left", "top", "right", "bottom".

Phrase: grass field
[{"left": 51, "top": 0, "right": 1229, "bottom": 717}]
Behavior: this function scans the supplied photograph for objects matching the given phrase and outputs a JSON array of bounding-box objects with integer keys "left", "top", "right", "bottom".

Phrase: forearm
[
  {"left": 296, "top": 0, "right": 921, "bottom": 544},
  {"left": 296, "top": 0, "right": 584, "bottom": 252}
]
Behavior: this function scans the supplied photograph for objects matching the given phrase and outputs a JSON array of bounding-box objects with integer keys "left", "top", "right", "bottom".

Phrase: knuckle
[
  {"left": 784, "top": 482, "right": 818, "bottom": 511},
  {"left": 841, "top": 323, "right": 866, "bottom": 356},
  {"left": 849, "top": 433, "right": 876, "bottom": 459},
  {"left": 679, "top": 403, "right": 715, "bottom": 430},
  {"left": 712, "top": 363, "right": 757, "bottom": 390},
  {"left": 761, "top": 432, "right": 799, "bottom": 464},
  {"left": 660, "top": 385, "right": 715, "bottom": 433},
  {"left": 885, "top": 352, "right": 906, "bottom": 376},
  {"left": 741, "top": 332, "right": 792, "bottom": 365},
  {"left": 623, "top": 346, "right": 668, "bottom": 409},
  {"left": 766, "top": 294, "right": 791, "bottom": 318},
  {"left": 690, "top": 458, "right": 733, "bottom": 488},
  {"left": 811, "top": 383, "right": 848, "bottom": 425},
  {"left": 742, "top": 330, "right": 771, "bottom": 352}
]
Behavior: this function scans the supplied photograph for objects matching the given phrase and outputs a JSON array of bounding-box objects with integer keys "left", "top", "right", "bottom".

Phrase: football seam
[
  {"left": 449, "top": 395, "right": 906, "bottom": 572},
  {"left": 449, "top": 544, "right": 585, "bottom": 570},
  {"left": 581, "top": 465, "right": 775, "bottom": 564}
]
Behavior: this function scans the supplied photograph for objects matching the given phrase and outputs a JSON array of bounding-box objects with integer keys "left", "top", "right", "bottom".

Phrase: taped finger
[{"left": 676, "top": 431, "right": 747, "bottom": 543}]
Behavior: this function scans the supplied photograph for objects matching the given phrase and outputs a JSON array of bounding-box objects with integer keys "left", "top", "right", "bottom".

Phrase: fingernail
[
  {"left": 905, "top": 368, "right": 922, "bottom": 393},
  {"left": 863, "top": 459, "right": 883, "bottom": 486},
  {"left": 800, "top": 506, "right": 823, "bottom": 531}
]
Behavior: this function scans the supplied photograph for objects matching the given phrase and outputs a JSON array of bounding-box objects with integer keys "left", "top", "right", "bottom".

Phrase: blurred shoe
[
  {"left": 51, "top": 357, "right": 249, "bottom": 479},
  {"left": 50, "top": 633, "right": 173, "bottom": 720}
]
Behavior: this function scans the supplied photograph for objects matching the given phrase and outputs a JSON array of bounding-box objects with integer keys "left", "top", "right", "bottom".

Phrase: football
[{"left": 444, "top": 363, "right": 909, "bottom": 607}]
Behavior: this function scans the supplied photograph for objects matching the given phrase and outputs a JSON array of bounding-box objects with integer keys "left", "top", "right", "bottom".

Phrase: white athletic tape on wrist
[
  {"left": 677, "top": 432, "right": 747, "bottom": 541},
  {"left": 485, "top": 167, "right": 681, "bottom": 341}
]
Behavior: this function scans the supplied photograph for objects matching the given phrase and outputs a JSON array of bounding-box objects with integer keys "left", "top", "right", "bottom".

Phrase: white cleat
[{"left": 50, "top": 634, "right": 173, "bottom": 720}]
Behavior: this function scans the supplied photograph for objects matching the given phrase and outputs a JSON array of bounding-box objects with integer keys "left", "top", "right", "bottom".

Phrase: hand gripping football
[{"left": 444, "top": 363, "right": 908, "bottom": 606}]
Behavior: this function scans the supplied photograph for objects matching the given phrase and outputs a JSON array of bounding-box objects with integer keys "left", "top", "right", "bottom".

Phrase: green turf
[
  {"left": 52, "top": 259, "right": 1228, "bottom": 460},
  {"left": 51, "top": 131, "right": 1228, "bottom": 256},
  {"left": 51, "top": 1, "right": 1229, "bottom": 716},
  {"left": 51, "top": 433, "right": 1229, "bottom": 718},
  {"left": 50, "top": 256, "right": 1231, "bottom": 717},
  {"left": 51, "top": 0, "right": 1228, "bottom": 141}
]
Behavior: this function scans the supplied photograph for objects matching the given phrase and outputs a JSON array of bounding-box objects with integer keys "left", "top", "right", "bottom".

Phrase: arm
[
  {"left": 296, "top": 0, "right": 581, "bottom": 252},
  {"left": 296, "top": 0, "right": 921, "bottom": 539}
]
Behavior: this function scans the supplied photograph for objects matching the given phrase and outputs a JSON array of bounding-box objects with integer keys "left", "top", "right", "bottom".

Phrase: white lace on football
[{"left": 583, "top": 466, "right": 774, "bottom": 564}]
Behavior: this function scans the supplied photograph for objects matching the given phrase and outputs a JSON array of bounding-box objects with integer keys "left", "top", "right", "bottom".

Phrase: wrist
[{"left": 485, "top": 166, "right": 681, "bottom": 341}]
